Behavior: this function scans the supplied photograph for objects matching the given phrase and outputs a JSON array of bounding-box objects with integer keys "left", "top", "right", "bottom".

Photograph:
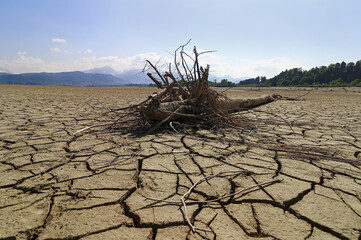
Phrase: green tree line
[
  {"left": 267, "top": 60, "right": 361, "bottom": 87},
  {"left": 208, "top": 76, "right": 267, "bottom": 87},
  {"left": 208, "top": 60, "right": 361, "bottom": 87}
]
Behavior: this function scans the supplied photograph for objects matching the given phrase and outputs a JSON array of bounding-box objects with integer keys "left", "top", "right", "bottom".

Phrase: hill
[{"left": 0, "top": 71, "right": 128, "bottom": 86}]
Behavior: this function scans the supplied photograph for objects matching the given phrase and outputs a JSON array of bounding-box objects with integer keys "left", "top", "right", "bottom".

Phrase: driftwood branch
[
  {"left": 142, "top": 170, "right": 281, "bottom": 233},
  {"left": 222, "top": 94, "right": 281, "bottom": 112}
]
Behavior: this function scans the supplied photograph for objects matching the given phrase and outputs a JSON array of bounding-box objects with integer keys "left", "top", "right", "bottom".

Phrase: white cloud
[
  {"left": 197, "top": 53, "right": 300, "bottom": 78},
  {"left": 0, "top": 51, "right": 169, "bottom": 74},
  {"left": 242, "top": 57, "right": 298, "bottom": 78},
  {"left": 0, "top": 50, "right": 301, "bottom": 78},
  {"left": 50, "top": 48, "right": 72, "bottom": 54},
  {"left": 74, "top": 52, "right": 171, "bottom": 72},
  {"left": 50, "top": 47, "right": 61, "bottom": 52},
  {"left": 0, "top": 52, "right": 48, "bottom": 73},
  {"left": 17, "top": 51, "right": 27, "bottom": 57},
  {"left": 84, "top": 49, "right": 92, "bottom": 54},
  {"left": 52, "top": 38, "right": 66, "bottom": 43}
]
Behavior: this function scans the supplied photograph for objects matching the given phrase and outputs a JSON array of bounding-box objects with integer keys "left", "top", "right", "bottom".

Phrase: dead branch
[
  {"left": 74, "top": 123, "right": 114, "bottom": 135},
  {"left": 142, "top": 170, "right": 281, "bottom": 233},
  {"left": 142, "top": 179, "right": 280, "bottom": 205},
  {"left": 281, "top": 88, "right": 314, "bottom": 100},
  {"left": 222, "top": 94, "right": 281, "bottom": 112}
]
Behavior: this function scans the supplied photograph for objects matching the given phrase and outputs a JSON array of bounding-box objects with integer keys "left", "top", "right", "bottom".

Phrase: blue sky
[{"left": 1, "top": 0, "right": 361, "bottom": 78}]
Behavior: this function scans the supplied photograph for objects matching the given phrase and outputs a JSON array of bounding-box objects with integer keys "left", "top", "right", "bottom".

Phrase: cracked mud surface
[{"left": 1, "top": 85, "right": 360, "bottom": 240}]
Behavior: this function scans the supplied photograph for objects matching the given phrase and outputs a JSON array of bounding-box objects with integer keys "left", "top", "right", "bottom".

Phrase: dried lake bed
[{"left": 0, "top": 85, "right": 360, "bottom": 239}]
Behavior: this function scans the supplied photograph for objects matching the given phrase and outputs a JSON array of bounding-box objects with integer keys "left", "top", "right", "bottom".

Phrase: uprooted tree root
[{"left": 75, "top": 41, "right": 285, "bottom": 136}]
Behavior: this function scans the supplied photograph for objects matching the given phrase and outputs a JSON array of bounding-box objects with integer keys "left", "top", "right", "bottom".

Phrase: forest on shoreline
[{"left": 210, "top": 60, "right": 361, "bottom": 87}]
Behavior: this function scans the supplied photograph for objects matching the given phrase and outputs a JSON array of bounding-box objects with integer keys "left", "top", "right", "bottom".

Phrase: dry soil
[{"left": 0, "top": 85, "right": 360, "bottom": 240}]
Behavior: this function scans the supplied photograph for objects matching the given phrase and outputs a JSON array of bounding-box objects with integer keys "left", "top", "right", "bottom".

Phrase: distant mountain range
[
  {"left": 0, "top": 71, "right": 127, "bottom": 86},
  {"left": 0, "top": 67, "right": 150, "bottom": 86},
  {"left": 0, "top": 65, "right": 246, "bottom": 86}
]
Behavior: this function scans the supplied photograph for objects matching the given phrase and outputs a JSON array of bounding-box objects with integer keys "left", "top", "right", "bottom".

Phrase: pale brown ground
[{"left": 0, "top": 85, "right": 360, "bottom": 240}]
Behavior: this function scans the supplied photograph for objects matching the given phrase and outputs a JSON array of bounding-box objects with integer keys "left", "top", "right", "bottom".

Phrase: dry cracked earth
[{"left": 0, "top": 85, "right": 360, "bottom": 240}]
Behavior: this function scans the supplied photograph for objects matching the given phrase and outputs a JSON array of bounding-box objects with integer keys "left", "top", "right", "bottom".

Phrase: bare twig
[
  {"left": 193, "top": 46, "right": 201, "bottom": 80},
  {"left": 247, "top": 108, "right": 295, "bottom": 134},
  {"left": 175, "top": 39, "right": 192, "bottom": 89},
  {"left": 146, "top": 60, "right": 167, "bottom": 85},
  {"left": 198, "top": 50, "right": 217, "bottom": 56},
  {"left": 74, "top": 123, "right": 114, "bottom": 135},
  {"left": 147, "top": 73, "right": 163, "bottom": 88},
  {"left": 142, "top": 170, "right": 281, "bottom": 233},
  {"left": 169, "top": 121, "right": 179, "bottom": 133},
  {"left": 142, "top": 179, "right": 279, "bottom": 205},
  {"left": 292, "top": 88, "right": 314, "bottom": 100}
]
